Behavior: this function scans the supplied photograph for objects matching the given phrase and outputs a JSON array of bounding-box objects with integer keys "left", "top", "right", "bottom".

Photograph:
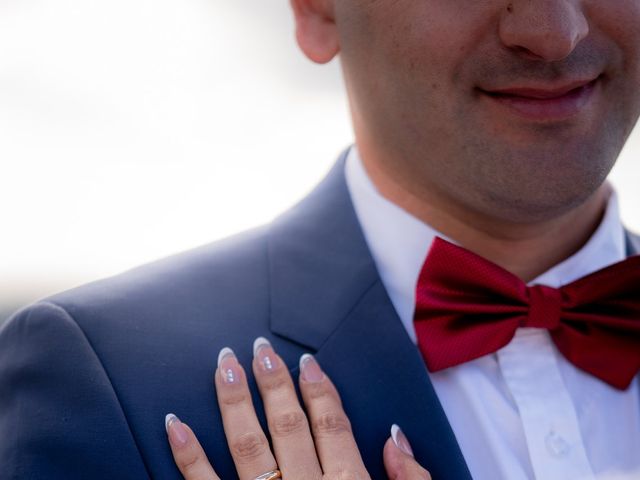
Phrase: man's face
[{"left": 335, "top": 0, "right": 640, "bottom": 223}]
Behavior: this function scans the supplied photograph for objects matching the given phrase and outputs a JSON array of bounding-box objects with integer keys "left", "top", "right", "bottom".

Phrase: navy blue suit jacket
[{"left": 1, "top": 153, "right": 638, "bottom": 479}]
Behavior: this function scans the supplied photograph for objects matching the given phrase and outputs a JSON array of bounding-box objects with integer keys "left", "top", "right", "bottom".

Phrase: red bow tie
[{"left": 414, "top": 237, "right": 640, "bottom": 390}]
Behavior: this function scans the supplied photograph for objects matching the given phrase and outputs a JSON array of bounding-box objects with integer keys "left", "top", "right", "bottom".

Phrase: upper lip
[{"left": 481, "top": 77, "right": 599, "bottom": 99}]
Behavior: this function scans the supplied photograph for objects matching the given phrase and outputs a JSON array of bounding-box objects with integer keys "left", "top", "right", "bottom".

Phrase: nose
[{"left": 499, "top": 0, "right": 589, "bottom": 61}]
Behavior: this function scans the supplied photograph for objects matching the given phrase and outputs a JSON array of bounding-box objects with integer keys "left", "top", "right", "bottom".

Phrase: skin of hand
[{"left": 165, "top": 337, "right": 431, "bottom": 480}]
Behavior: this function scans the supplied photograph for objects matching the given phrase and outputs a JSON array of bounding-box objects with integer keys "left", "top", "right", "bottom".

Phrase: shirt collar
[{"left": 344, "top": 145, "right": 626, "bottom": 341}]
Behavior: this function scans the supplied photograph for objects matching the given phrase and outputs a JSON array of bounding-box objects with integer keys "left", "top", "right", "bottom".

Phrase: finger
[
  {"left": 252, "top": 338, "right": 322, "bottom": 480},
  {"left": 215, "top": 347, "right": 278, "bottom": 480},
  {"left": 383, "top": 425, "right": 431, "bottom": 480},
  {"left": 298, "top": 354, "right": 368, "bottom": 478},
  {"left": 165, "top": 414, "right": 220, "bottom": 480}
]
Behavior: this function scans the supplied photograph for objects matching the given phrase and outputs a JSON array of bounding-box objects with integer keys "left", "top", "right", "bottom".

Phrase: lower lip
[{"left": 481, "top": 79, "right": 598, "bottom": 122}]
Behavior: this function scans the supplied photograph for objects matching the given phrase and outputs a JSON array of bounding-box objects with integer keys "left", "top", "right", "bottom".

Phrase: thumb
[{"left": 383, "top": 425, "right": 432, "bottom": 480}]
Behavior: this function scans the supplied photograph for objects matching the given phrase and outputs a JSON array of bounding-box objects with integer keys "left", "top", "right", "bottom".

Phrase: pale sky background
[{"left": 1, "top": 0, "right": 639, "bottom": 315}]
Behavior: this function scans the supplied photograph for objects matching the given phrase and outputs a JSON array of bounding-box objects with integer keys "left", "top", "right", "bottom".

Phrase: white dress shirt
[{"left": 344, "top": 146, "right": 640, "bottom": 480}]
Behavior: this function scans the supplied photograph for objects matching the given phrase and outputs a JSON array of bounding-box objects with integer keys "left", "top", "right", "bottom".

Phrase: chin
[
  {"left": 475, "top": 170, "right": 610, "bottom": 225},
  {"left": 466, "top": 142, "right": 618, "bottom": 224}
]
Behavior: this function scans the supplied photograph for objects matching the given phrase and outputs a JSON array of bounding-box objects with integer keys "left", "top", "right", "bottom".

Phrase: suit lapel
[
  {"left": 267, "top": 151, "right": 471, "bottom": 479},
  {"left": 625, "top": 230, "right": 640, "bottom": 256},
  {"left": 311, "top": 280, "right": 472, "bottom": 479}
]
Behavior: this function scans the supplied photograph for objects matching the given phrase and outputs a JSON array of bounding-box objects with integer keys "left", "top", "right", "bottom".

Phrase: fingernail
[
  {"left": 300, "top": 353, "right": 324, "bottom": 383},
  {"left": 165, "top": 413, "right": 188, "bottom": 447},
  {"left": 218, "top": 347, "right": 240, "bottom": 384},
  {"left": 391, "top": 424, "right": 414, "bottom": 457},
  {"left": 253, "top": 337, "right": 278, "bottom": 372}
]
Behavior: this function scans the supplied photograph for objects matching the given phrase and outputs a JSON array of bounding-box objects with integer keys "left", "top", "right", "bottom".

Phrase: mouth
[{"left": 478, "top": 76, "right": 602, "bottom": 122}]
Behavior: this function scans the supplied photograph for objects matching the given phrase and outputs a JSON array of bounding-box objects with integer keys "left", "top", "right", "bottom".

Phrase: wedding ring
[{"left": 253, "top": 469, "right": 282, "bottom": 480}]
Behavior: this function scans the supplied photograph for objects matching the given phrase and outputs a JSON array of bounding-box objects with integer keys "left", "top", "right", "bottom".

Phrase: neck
[{"left": 360, "top": 153, "right": 609, "bottom": 283}]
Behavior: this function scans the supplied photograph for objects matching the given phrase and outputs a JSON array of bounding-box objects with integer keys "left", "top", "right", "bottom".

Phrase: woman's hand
[{"left": 165, "top": 337, "right": 431, "bottom": 479}]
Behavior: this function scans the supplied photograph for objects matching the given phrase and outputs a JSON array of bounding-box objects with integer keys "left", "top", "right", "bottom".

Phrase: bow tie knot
[{"left": 524, "top": 285, "right": 562, "bottom": 330}]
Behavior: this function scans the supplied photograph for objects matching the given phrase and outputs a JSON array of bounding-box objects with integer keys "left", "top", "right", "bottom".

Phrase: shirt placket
[{"left": 497, "top": 328, "right": 596, "bottom": 480}]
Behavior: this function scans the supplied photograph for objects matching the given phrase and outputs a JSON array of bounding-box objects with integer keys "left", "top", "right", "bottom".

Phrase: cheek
[
  {"left": 589, "top": 1, "right": 640, "bottom": 63},
  {"left": 592, "top": 1, "right": 640, "bottom": 124},
  {"left": 376, "top": 4, "right": 497, "bottom": 89}
]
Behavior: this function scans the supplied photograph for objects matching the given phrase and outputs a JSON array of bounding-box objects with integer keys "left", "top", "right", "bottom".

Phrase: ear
[{"left": 290, "top": 0, "right": 340, "bottom": 64}]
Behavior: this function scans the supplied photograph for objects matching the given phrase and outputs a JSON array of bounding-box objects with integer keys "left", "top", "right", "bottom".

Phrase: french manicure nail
[
  {"left": 300, "top": 353, "right": 324, "bottom": 383},
  {"left": 253, "top": 337, "right": 278, "bottom": 372},
  {"left": 391, "top": 424, "right": 414, "bottom": 457},
  {"left": 165, "top": 413, "right": 188, "bottom": 446},
  {"left": 218, "top": 347, "right": 240, "bottom": 384}
]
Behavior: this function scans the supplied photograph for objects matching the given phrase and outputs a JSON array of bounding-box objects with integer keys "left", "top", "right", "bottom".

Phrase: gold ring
[{"left": 253, "top": 469, "right": 282, "bottom": 480}]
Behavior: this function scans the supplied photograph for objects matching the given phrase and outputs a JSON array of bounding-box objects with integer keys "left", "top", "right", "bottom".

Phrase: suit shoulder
[
  {"left": 28, "top": 226, "right": 272, "bottom": 348},
  {"left": 0, "top": 302, "right": 151, "bottom": 479},
  {"left": 48, "top": 226, "right": 270, "bottom": 311}
]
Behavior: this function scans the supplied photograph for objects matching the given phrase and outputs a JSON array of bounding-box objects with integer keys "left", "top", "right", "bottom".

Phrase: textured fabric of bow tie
[{"left": 414, "top": 237, "right": 640, "bottom": 390}]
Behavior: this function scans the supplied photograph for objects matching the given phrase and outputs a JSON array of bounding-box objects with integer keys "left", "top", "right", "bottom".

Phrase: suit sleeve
[{"left": 0, "top": 302, "right": 150, "bottom": 480}]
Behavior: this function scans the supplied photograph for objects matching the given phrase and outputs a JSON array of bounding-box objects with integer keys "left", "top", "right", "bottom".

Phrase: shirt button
[{"left": 545, "top": 430, "right": 571, "bottom": 458}]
